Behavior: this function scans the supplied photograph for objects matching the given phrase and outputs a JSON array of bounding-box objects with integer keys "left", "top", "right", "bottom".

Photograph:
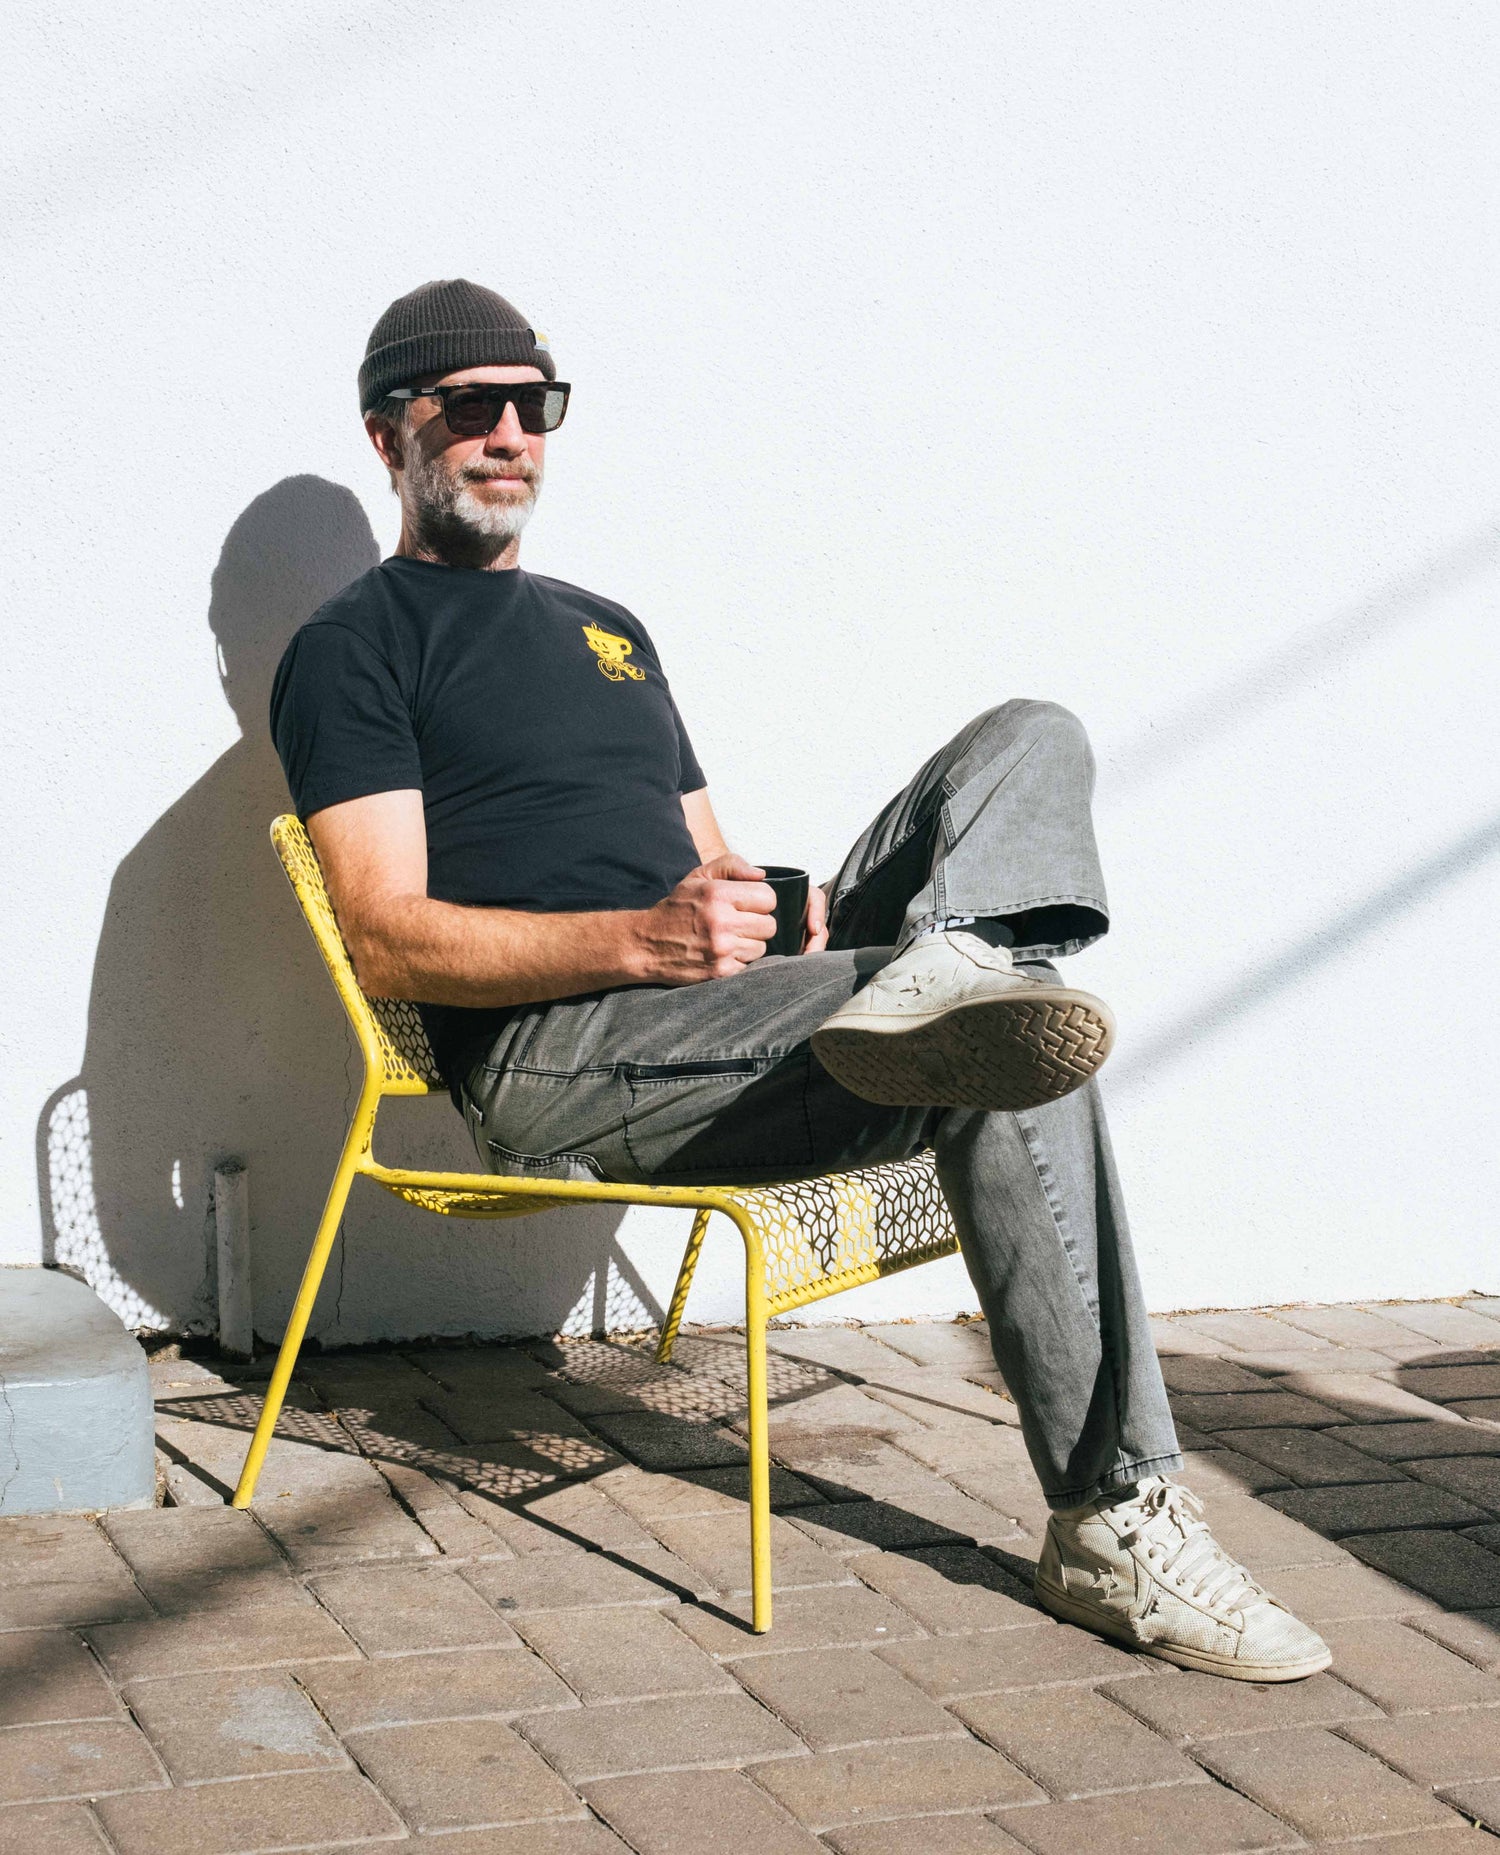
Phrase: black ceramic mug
[{"left": 760, "top": 865, "right": 810, "bottom": 957}]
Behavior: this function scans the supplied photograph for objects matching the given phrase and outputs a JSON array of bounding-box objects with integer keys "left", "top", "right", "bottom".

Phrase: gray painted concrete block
[{"left": 0, "top": 1267, "right": 155, "bottom": 1513}]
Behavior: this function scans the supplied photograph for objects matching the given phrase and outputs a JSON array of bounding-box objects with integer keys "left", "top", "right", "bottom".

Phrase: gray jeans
[{"left": 462, "top": 701, "right": 1181, "bottom": 1507}]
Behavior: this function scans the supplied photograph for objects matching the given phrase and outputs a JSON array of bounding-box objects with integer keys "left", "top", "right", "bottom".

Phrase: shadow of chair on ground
[{"left": 144, "top": 1321, "right": 1500, "bottom": 1651}]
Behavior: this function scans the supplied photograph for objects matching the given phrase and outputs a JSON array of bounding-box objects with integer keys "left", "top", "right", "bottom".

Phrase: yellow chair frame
[{"left": 233, "top": 815, "right": 961, "bottom": 1631}]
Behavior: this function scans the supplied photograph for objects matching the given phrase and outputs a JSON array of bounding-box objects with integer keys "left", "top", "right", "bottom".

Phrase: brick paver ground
[{"left": 3, "top": 1297, "right": 1499, "bottom": 1853}]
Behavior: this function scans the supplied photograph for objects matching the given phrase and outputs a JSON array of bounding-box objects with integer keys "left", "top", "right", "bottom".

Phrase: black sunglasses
[{"left": 386, "top": 380, "right": 572, "bottom": 437}]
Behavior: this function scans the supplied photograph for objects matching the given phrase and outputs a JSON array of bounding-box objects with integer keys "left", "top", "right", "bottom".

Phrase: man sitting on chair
[{"left": 270, "top": 278, "right": 1330, "bottom": 1683}]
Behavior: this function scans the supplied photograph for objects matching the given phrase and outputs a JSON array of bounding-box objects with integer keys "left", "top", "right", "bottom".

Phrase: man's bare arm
[{"left": 308, "top": 789, "right": 777, "bottom": 1007}]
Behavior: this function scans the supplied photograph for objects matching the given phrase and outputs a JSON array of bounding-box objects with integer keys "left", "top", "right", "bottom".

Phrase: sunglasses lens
[
  {"left": 541, "top": 386, "right": 569, "bottom": 431},
  {"left": 442, "top": 387, "right": 502, "bottom": 437}
]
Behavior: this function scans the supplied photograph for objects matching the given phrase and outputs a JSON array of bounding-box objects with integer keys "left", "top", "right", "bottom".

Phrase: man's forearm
[{"left": 348, "top": 894, "right": 648, "bottom": 1007}]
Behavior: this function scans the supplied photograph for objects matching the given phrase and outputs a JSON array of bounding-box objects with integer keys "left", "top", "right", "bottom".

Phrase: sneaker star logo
[{"left": 1086, "top": 1568, "right": 1122, "bottom": 1599}]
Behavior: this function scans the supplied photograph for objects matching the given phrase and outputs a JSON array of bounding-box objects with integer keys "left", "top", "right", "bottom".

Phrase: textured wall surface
[{"left": 6, "top": 3, "right": 1498, "bottom": 1342}]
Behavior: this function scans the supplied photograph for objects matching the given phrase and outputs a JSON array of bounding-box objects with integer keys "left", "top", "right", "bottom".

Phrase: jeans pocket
[
  {"left": 621, "top": 1051, "right": 816, "bottom": 1182},
  {"left": 467, "top": 1064, "right": 629, "bottom": 1182}
]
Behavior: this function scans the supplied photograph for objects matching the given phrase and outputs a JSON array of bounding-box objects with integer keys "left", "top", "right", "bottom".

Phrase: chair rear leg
[
  {"left": 655, "top": 1207, "right": 712, "bottom": 1365},
  {"left": 739, "top": 1220, "right": 774, "bottom": 1634},
  {"left": 231, "top": 1148, "right": 359, "bottom": 1508}
]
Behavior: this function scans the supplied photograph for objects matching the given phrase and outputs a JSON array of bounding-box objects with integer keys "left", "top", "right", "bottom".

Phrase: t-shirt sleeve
[
  {"left": 269, "top": 622, "right": 423, "bottom": 818},
  {"left": 671, "top": 694, "right": 706, "bottom": 793}
]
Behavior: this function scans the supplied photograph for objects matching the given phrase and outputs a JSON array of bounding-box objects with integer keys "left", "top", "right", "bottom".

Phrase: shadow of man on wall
[{"left": 40, "top": 475, "right": 638, "bottom": 1345}]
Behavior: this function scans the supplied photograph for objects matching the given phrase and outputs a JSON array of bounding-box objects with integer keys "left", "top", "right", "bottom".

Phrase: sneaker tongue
[{"left": 949, "top": 931, "right": 1017, "bottom": 972}]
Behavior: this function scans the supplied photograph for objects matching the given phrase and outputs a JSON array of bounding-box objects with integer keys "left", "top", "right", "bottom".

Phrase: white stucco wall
[{"left": 6, "top": 2, "right": 1498, "bottom": 1344}]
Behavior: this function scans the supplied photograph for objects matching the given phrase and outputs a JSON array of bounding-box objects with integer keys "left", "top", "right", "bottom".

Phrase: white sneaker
[
  {"left": 1035, "top": 1477, "right": 1332, "bottom": 1681},
  {"left": 810, "top": 930, "right": 1113, "bottom": 1111}
]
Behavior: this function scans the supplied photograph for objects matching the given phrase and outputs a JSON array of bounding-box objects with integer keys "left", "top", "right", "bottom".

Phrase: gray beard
[{"left": 403, "top": 448, "right": 542, "bottom": 568}]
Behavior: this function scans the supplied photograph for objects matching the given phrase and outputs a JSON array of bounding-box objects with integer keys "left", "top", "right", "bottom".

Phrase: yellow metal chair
[{"left": 233, "top": 814, "right": 961, "bottom": 1630}]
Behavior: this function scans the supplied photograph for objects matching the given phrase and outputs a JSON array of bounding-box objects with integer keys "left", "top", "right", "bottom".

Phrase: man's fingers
[{"left": 708, "top": 878, "right": 776, "bottom": 914}]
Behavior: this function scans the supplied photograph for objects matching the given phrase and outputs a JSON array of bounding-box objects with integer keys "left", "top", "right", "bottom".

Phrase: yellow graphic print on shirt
[{"left": 582, "top": 622, "right": 647, "bottom": 682}]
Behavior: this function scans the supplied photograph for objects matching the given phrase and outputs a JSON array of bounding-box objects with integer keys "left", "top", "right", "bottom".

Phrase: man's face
[{"left": 370, "top": 362, "right": 548, "bottom": 557}]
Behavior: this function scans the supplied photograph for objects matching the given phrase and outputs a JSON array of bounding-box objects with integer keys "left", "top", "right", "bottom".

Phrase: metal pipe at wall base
[{"left": 213, "top": 1162, "right": 253, "bottom": 1357}]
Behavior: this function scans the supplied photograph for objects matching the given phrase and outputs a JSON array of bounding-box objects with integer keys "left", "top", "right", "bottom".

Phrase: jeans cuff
[{"left": 1046, "top": 1449, "right": 1185, "bottom": 1511}]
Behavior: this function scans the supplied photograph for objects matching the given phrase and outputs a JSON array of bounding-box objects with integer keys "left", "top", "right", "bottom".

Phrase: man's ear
[{"left": 365, "top": 413, "right": 404, "bottom": 475}]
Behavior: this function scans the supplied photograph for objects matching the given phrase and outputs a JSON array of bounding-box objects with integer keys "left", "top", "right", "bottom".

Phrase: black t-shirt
[{"left": 270, "top": 557, "right": 705, "bottom": 1090}]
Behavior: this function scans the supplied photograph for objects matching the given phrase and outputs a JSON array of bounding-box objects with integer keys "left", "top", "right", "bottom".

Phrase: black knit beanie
[{"left": 358, "top": 279, "right": 556, "bottom": 412}]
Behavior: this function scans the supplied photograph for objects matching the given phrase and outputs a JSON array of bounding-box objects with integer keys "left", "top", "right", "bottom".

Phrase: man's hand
[
  {"left": 635, "top": 853, "right": 777, "bottom": 983},
  {"left": 804, "top": 880, "right": 830, "bottom": 953}
]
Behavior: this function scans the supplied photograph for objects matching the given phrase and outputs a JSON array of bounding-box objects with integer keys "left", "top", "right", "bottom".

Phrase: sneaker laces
[{"left": 1113, "top": 1481, "right": 1266, "bottom": 1615}]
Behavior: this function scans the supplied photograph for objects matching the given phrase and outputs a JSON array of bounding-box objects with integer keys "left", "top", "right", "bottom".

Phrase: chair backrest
[{"left": 270, "top": 814, "right": 445, "bottom": 1094}]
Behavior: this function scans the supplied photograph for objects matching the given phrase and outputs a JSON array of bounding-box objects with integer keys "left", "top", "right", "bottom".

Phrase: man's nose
[{"left": 483, "top": 401, "right": 528, "bottom": 454}]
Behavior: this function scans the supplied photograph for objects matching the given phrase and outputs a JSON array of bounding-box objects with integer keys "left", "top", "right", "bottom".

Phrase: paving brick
[
  {"left": 1464, "top": 1297, "right": 1500, "bottom": 1321},
  {"left": 1175, "top": 1311, "right": 1330, "bottom": 1355},
  {"left": 1326, "top": 1419, "right": 1500, "bottom": 1460},
  {"left": 787, "top": 1496, "right": 1016, "bottom": 1556},
  {"left": 586, "top": 1413, "right": 748, "bottom": 1470},
  {"left": 1168, "top": 1391, "right": 1343, "bottom": 1431},
  {"left": 1439, "top": 1777, "right": 1500, "bottom": 1834},
  {"left": 1367, "top": 1301, "right": 1500, "bottom": 1348},
  {"left": 299, "top": 1646, "right": 576, "bottom": 1731},
  {"left": 1273, "top": 1371, "right": 1463, "bottom": 1423},
  {"left": 0, "top": 1633, "right": 122, "bottom": 1727},
  {"left": 452, "top": 1487, "right": 590, "bottom": 1555},
  {"left": 1403, "top": 1454, "right": 1500, "bottom": 1513},
  {"left": 407, "top": 1344, "right": 558, "bottom": 1394},
  {"left": 855, "top": 1370, "right": 1021, "bottom": 1431},
  {"left": 296, "top": 1351, "right": 441, "bottom": 1405},
  {"left": 1300, "top": 1833, "right": 1498, "bottom": 1855},
  {"left": 1098, "top": 1668, "right": 1378, "bottom": 1741},
  {"left": 748, "top": 1737, "right": 1041, "bottom": 1830},
  {"left": 584, "top": 1768, "right": 826, "bottom": 1853},
  {"left": 1317, "top": 1617, "right": 1500, "bottom": 1710},
  {"left": 645, "top": 1512, "right": 854, "bottom": 1596},
  {"left": 1194, "top": 1727, "right": 1456, "bottom": 1840},
  {"left": 346, "top": 1716, "right": 583, "bottom": 1830},
  {"left": 1403, "top": 1364, "right": 1500, "bottom": 1401},
  {"left": 123, "top": 1669, "right": 345, "bottom": 1781},
  {"left": 999, "top": 1776, "right": 1301, "bottom": 1854},
  {"left": 0, "top": 1803, "right": 112, "bottom": 1855},
  {"left": 513, "top": 1606, "right": 736, "bottom": 1701},
  {"left": 669, "top": 1582, "right": 924, "bottom": 1658},
  {"left": 1261, "top": 1557, "right": 1441, "bottom": 1622},
  {"left": 852, "top": 1546, "right": 1042, "bottom": 1635},
  {"left": 463, "top": 1551, "right": 676, "bottom": 1614},
  {"left": 1175, "top": 1448, "right": 1293, "bottom": 1496},
  {"left": 100, "top": 1508, "right": 304, "bottom": 1614},
  {"left": 1408, "top": 1607, "right": 1500, "bottom": 1670},
  {"left": 1158, "top": 1354, "right": 1278, "bottom": 1393},
  {"left": 1151, "top": 1318, "right": 1229, "bottom": 1357},
  {"left": 766, "top": 1326, "right": 913, "bottom": 1373},
  {"left": 863, "top": 1322, "right": 996, "bottom": 1371},
  {"left": 877, "top": 1621, "right": 1138, "bottom": 1699},
  {"left": 1213, "top": 1426, "right": 1409, "bottom": 1487},
  {"left": 1341, "top": 1706, "right": 1500, "bottom": 1785},
  {"left": 419, "top": 1389, "right": 600, "bottom": 1443},
  {"left": 1452, "top": 1399, "right": 1500, "bottom": 1423},
  {"left": 309, "top": 1562, "right": 521, "bottom": 1655},
  {"left": 823, "top": 1817, "right": 1033, "bottom": 1855},
  {"left": 249, "top": 1458, "right": 440, "bottom": 1572},
  {"left": 516, "top": 1691, "right": 801, "bottom": 1782},
  {"left": 1264, "top": 1480, "right": 1488, "bottom": 1535},
  {"left": 731, "top": 1645, "right": 964, "bottom": 1749},
  {"left": 0, "top": 1518, "right": 150, "bottom": 1629},
  {"left": 1184, "top": 1491, "right": 1348, "bottom": 1572},
  {"left": 373, "top": 1461, "right": 513, "bottom": 1557},
  {"left": 953, "top": 1683, "right": 1205, "bottom": 1797},
  {"left": 756, "top": 1385, "right": 925, "bottom": 1447},
  {"left": 406, "top": 1826, "right": 630, "bottom": 1855},
  {"left": 1344, "top": 1528, "right": 1500, "bottom": 1608},
  {"left": 85, "top": 1604, "right": 358, "bottom": 1683},
  {"left": 1273, "top": 1305, "right": 1444, "bottom": 1356},
  {"left": 0, "top": 1718, "right": 164, "bottom": 1806},
  {"left": 95, "top": 1769, "right": 405, "bottom": 1854}
]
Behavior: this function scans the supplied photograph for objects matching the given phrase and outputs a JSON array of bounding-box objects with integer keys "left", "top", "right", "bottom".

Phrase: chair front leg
[
  {"left": 728, "top": 1206, "right": 775, "bottom": 1634},
  {"left": 231, "top": 1087, "right": 374, "bottom": 1507}
]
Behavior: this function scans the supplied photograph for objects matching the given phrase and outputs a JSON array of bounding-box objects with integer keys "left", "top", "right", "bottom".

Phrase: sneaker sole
[
  {"left": 811, "top": 988, "right": 1114, "bottom": 1112},
  {"left": 1033, "top": 1574, "right": 1333, "bottom": 1682}
]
